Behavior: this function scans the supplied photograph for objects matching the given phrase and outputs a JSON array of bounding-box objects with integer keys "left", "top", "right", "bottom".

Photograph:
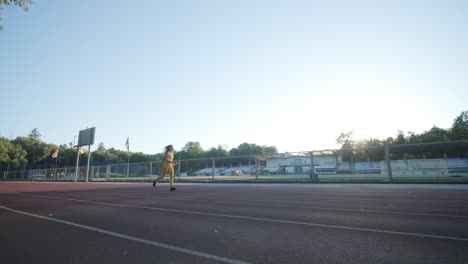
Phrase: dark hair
[{"left": 165, "top": 145, "right": 173, "bottom": 153}]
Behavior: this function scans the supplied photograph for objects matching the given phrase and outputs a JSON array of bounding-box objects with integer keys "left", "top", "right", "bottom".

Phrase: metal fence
[{"left": 2, "top": 142, "right": 468, "bottom": 183}]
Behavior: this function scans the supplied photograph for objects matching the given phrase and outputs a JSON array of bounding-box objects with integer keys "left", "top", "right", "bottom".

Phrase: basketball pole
[
  {"left": 53, "top": 157, "right": 58, "bottom": 180},
  {"left": 86, "top": 144, "right": 91, "bottom": 182},
  {"left": 75, "top": 127, "right": 95, "bottom": 182},
  {"left": 74, "top": 146, "right": 80, "bottom": 182}
]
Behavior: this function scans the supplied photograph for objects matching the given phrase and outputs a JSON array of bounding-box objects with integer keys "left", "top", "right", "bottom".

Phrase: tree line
[
  {"left": 336, "top": 111, "right": 468, "bottom": 162},
  {"left": 0, "top": 129, "right": 278, "bottom": 171},
  {"left": 1, "top": 111, "right": 467, "bottom": 171}
]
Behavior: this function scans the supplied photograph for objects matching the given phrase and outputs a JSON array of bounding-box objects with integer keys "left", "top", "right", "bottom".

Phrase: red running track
[{"left": 1, "top": 182, "right": 468, "bottom": 264}]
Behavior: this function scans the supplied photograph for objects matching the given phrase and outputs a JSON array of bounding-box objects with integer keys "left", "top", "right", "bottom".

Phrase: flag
[
  {"left": 125, "top": 137, "right": 129, "bottom": 151},
  {"left": 51, "top": 148, "right": 59, "bottom": 159}
]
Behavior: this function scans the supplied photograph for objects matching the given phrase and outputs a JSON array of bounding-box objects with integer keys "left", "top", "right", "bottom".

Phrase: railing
[{"left": 2, "top": 146, "right": 468, "bottom": 183}]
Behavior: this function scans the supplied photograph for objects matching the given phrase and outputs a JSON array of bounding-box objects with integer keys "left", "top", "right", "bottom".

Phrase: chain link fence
[{"left": 2, "top": 142, "right": 468, "bottom": 183}]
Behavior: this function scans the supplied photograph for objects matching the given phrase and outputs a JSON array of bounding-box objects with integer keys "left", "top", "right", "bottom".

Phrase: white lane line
[
  {"left": 64, "top": 190, "right": 468, "bottom": 219},
  {"left": 0, "top": 205, "right": 248, "bottom": 264},
  {"left": 2, "top": 188, "right": 468, "bottom": 218},
  {"left": 2, "top": 186, "right": 468, "bottom": 207},
  {"left": 170, "top": 194, "right": 468, "bottom": 207},
  {"left": 74, "top": 190, "right": 468, "bottom": 207},
  {"left": 5, "top": 192, "right": 468, "bottom": 242},
  {"left": 5, "top": 186, "right": 468, "bottom": 209}
]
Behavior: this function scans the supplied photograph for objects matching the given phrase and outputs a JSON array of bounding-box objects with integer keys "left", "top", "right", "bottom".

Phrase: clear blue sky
[{"left": 1, "top": 0, "right": 467, "bottom": 153}]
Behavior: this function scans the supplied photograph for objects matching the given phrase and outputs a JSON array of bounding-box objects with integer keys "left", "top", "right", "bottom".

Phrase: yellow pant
[{"left": 157, "top": 163, "right": 174, "bottom": 187}]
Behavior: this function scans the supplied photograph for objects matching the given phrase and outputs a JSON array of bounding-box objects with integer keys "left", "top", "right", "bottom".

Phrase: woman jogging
[{"left": 153, "top": 145, "right": 177, "bottom": 191}]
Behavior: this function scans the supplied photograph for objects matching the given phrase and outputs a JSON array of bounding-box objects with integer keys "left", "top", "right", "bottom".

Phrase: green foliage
[
  {"left": 336, "top": 131, "right": 354, "bottom": 146},
  {"left": 409, "top": 126, "right": 449, "bottom": 143},
  {"left": 393, "top": 130, "right": 407, "bottom": 144},
  {"left": 28, "top": 128, "right": 41, "bottom": 140},
  {"left": 336, "top": 111, "right": 468, "bottom": 161},
  {"left": 130, "top": 152, "right": 153, "bottom": 163},
  {"left": 352, "top": 138, "right": 385, "bottom": 162},
  {"left": 448, "top": 111, "right": 468, "bottom": 140},
  {"left": 3, "top": 112, "right": 466, "bottom": 171},
  {"left": 336, "top": 131, "right": 354, "bottom": 162},
  {"left": 12, "top": 136, "right": 56, "bottom": 168},
  {"left": 178, "top": 142, "right": 204, "bottom": 159},
  {"left": 0, "top": 0, "right": 31, "bottom": 10},
  {"left": 0, "top": 137, "right": 27, "bottom": 171},
  {"left": 229, "top": 143, "right": 278, "bottom": 156},
  {"left": 173, "top": 142, "right": 205, "bottom": 173},
  {"left": 203, "top": 146, "right": 229, "bottom": 158},
  {"left": 97, "top": 142, "right": 106, "bottom": 151},
  {"left": 0, "top": 0, "right": 32, "bottom": 30},
  {"left": 0, "top": 129, "right": 60, "bottom": 170},
  {"left": 58, "top": 144, "right": 76, "bottom": 166}
]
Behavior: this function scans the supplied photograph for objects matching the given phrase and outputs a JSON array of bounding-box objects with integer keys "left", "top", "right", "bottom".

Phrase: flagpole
[
  {"left": 52, "top": 148, "right": 59, "bottom": 180},
  {"left": 54, "top": 158, "right": 57, "bottom": 180}
]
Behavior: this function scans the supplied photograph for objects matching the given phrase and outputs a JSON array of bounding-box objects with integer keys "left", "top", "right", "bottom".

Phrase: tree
[
  {"left": 336, "top": 131, "right": 354, "bottom": 146},
  {"left": 180, "top": 142, "right": 204, "bottom": 159},
  {"left": 448, "top": 111, "right": 468, "bottom": 140},
  {"left": 393, "top": 130, "right": 407, "bottom": 144},
  {"left": 336, "top": 131, "right": 354, "bottom": 162},
  {"left": 58, "top": 144, "right": 75, "bottom": 166},
  {"left": 0, "top": 0, "right": 32, "bottom": 30},
  {"left": 28, "top": 128, "right": 41, "bottom": 140},
  {"left": 97, "top": 142, "right": 106, "bottom": 151},
  {"left": 354, "top": 138, "right": 385, "bottom": 161},
  {"left": 204, "top": 146, "right": 229, "bottom": 158},
  {"left": 336, "top": 132, "right": 388, "bottom": 162},
  {"left": 171, "top": 142, "right": 203, "bottom": 175},
  {"left": 0, "top": 137, "right": 27, "bottom": 171},
  {"left": 107, "top": 148, "right": 127, "bottom": 164},
  {"left": 263, "top": 146, "right": 278, "bottom": 155},
  {"left": 229, "top": 143, "right": 276, "bottom": 156},
  {"left": 417, "top": 126, "right": 449, "bottom": 143},
  {"left": 12, "top": 136, "right": 54, "bottom": 169},
  {"left": 0, "top": 137, "right": 10, "bottom": 168},
  {"left": 130, "top": 152, "right": 152, "bottom": 163},
  {"left": 8, "top": 142, "right": 28, "bottom": 169}
]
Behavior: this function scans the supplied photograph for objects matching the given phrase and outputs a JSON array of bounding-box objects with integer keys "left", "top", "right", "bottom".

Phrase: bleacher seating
[
  {"left": 410, "top": 159, "right": 448, "bottom": 175},
  {"left": 314, "top": 164, "right": 336, "bottom": 169},
  {"left": 193, "top": 167, "right": 226, "bottom": 176},
  {"left": 390, "top": 160, "right": 408, "bottom": 170},
  {"left": 410, "top": 159, "right": 445, "bottom": 169},
  {"left": 380, "top": 160, "right": 408, "bottom": 175},
  {"left": 191, "top": 158, "right": 467, "bottom": 177},
  {"left": 336, "top": 162, "right": 351, "bottom": 174},
  {"left": 445, "top": 158, "right": 468, "bottom": 173},
  {"left": 446, "top": 158, "right": 468, "bottom": 168},
  {"left": 188, "top": 157, "right": 467, "bottom": 177},
  {"left": 354, "top": 162, "right": 381, "bottom": 173},
  {"left": 222, "top": 166, "right": 253, "bottom": 176},
  {"left": 259, "top": 167, "right": 282, "bottom": 175},
  {"left": 383, "top": 159, "right": 448, "bottom": 175}
]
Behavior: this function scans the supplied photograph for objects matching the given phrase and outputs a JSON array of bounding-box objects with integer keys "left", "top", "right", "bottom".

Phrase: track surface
[{"left": 1, "top": 182, "right": 468, "bottom": 264}]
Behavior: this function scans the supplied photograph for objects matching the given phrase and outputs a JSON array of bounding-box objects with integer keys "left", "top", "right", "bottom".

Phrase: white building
[{"left": 264, "top": 151, "right": 338, "bottom": 174}]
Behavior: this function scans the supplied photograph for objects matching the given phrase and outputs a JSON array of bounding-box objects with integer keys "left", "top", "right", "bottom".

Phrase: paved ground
[{"left": 1, "top": 182, "right": 468, "bottom": 264}]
